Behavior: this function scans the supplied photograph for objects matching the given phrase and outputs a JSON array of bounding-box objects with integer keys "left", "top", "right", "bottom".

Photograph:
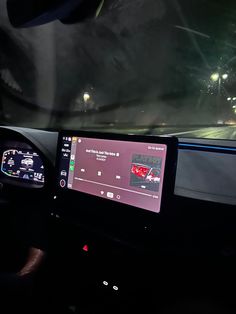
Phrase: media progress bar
[{"left": 74, "top": 177, "right": 159, "bottom": 199}]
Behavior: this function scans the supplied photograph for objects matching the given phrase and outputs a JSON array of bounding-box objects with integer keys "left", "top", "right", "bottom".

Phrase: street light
[
  {"left": 211, "top": 73, "right": 220, "bottom": 82},
  {"left": 210, "top": 72, "right": 228, "bottom": 120},
  {"left": 210, "top": 73, "right": 228, "bottom": 82},
  {"left": 210, "top": 72, "right": 229, "bottom": 97},
  {"left": 211, "top": 72, "right": 229, "bottom": 82},
  {"left": 83, "top": 92, "right": 90, "bottom": 102}
]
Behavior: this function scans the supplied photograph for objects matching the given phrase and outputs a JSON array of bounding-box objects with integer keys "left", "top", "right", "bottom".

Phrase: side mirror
[{"left": 7, "top": 0, "right": 103, "bottom": 28}]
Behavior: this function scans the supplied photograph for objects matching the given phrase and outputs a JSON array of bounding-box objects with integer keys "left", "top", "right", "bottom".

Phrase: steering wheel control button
[{"left": 60, "top": 179, "right": 66, "bottom": 188}]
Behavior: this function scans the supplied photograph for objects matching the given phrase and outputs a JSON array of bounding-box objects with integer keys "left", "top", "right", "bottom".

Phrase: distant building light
[
  {"left": 222, "top": 74, "right": 228, "bottom": 80},
  {"left": 233, "top": 105, "right": 236, "bottom": 109},
  {"left": 233, "top": 97, "right": 236, "bottom": 101},
  {"left": 227, "top": 97, "right": 232, "bottom": 101}
]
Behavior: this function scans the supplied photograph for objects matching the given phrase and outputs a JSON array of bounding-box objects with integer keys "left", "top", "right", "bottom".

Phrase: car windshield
[{"left": 0, "top": 0, "right": 236, "bottom": 140}]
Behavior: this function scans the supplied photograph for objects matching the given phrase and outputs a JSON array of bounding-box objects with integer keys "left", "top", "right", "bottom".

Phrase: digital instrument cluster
[{"left": 0, "top": 142, "right": 45, "bottom": 187}]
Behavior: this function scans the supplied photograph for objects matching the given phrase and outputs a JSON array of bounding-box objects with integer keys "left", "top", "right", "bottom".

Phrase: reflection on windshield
[{"left": 0, "top": 0, "right": 236, "bottom": 139}]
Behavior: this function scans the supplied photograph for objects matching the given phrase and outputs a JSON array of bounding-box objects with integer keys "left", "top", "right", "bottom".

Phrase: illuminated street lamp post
[
  {"left": 210, "top": 72, "right": 228, "bottom": 119},
  {"left": 83, "top": 92, "right": 90, "bottom": 103},
  {"left": 222, "top": 74, "right": 228, "bottom": 80},
  {"left": 210, "top": 72, "right": 228, "bottom": 92}
]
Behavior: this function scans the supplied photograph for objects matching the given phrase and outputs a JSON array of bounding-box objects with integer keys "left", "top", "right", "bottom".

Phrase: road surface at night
[
  {"left": 93, "top": 126, "right": 236, "bottom": 140},
  {"left": 165, "top": 126, "right": 236, "bottom": 140}
]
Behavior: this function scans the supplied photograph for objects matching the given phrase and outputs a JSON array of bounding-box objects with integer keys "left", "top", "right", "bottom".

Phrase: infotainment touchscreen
[{"left": 57, "top": 133, "right": 177, "bottom": 213}]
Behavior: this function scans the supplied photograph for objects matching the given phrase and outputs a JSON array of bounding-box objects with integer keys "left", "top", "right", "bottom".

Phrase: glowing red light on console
[{"left": 82, "top": 244, "right": 89, "bottom": 252}]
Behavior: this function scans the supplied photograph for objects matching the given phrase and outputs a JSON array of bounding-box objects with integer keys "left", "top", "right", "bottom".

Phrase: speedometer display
[{"left": 1, "top": 149, "right": 44, "bottom": 185}]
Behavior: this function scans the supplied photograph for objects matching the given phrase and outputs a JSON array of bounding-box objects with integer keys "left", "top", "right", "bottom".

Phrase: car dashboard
[
  {"left": 0, "top": 125, "right": 236, "bottom": 313},
  {"left": 44, "top": 129, "right": 236, "bottom": 257},
  {"left": 0, "top": 125, "right": 235, "bottom": 254}
]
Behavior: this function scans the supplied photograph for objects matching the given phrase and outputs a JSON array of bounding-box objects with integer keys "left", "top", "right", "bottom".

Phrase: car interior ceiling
[{"left": 0, "top": 1, "right": 236, "bottom": 314}]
